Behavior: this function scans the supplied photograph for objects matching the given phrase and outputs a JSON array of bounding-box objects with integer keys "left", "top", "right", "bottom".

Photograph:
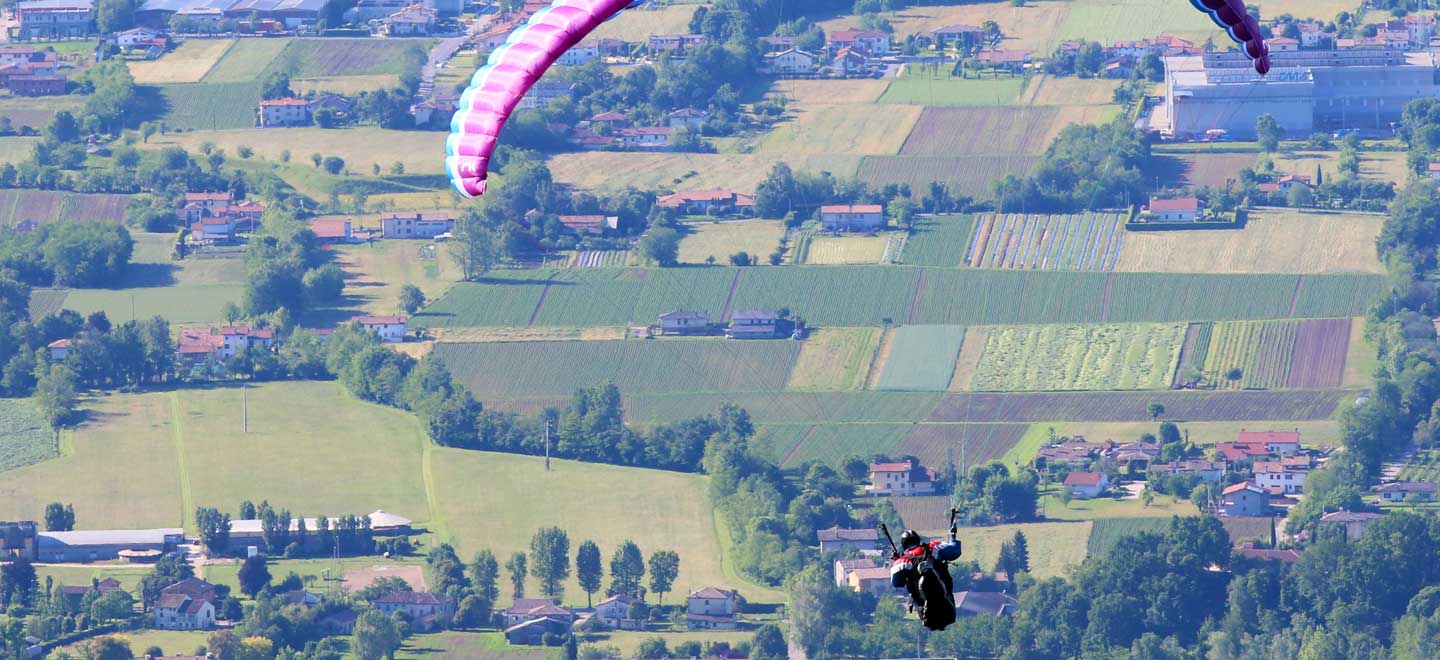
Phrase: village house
[
  {"left": 1064, "top": 472, "right": 1109, "bottom": 499},
  {"left": 4, "top": 74, "right": 65, "bottom": 95},
  {"left": 687, "top": 587, "right": 739, "bottom": 630},
  {"left": 556, "top": 40, "right": 599, "bottom": 65},
  {"left": 829, "top": 47, "right": 869, "bottom": 77},
  {"left": 154, "top": 578, "right": 218, "bottom": 630},
  {"left": 116, "top": 26, "right": 162, "bottom": 47},
  {"left": 256, "top": 98, "right": 311, "bottom": 127},
  {"left": 654, "top": 189, "right": 755, "bottom": 216},
  {"left": 349, "top": 0, "right": 408, "bottom": 21},
  {"left": 216, "top": 326, "right": 274, "bottom": 360},
  {"left": 1429, "top": 162, "right": 1440, "bottom": 183},
  {"left": 189, "top": 216, "right": 233, "bottom": 243},
  {"left": 667, "top": 107, "right": 708, "bottom": 130},
  {"left": 58, "top": 578, "right": 124, "bottom": 608},
  {"left": 866, "top": 460, "right": 936, "bottom": 497},
  {"left": 503, "top": 598, "right": 576, "bottom": 628},
  {"left": 411, "top": 97, "right": 456, "bottom": 128},
  {"left": 955, "top": 591, "right": 1018, "bottom": 617},
  {"left": 556, "top": 214, "right": 618, "bottom": 235},
  {"left": 648, "top": 34, "right": 707, "bottom": 54},
  {"left": 977, "top": 49, "right": 1032, "bottom": 72},
  {"left": 1219, "top": 482, "right": 1271, "bottom": 516},
  {"left": 282, "top": 590, "right": 321, "bottom": 608},
  {"left": 1144, "top": 197, "right": 1203, "bottom": 222},
  {"left": 765, "top": 48, "right": 817, "bottom": 74},
  {"left": 374, "top": 591, "right": 455, "bottom": 631},
  {"left": 833, "top": 558, "right": 876, "bottom": 588},
  {"left": 47, "top": 338, "right": 71, "bottom": 360},
  {"left": 847, "top": 566, "right": 896, "bottom": 595},
  {"left": 1372, "top": 481, "right": 1437, "bottom": 503},
  {"left": 352, "top": 315, "right": 408, "bottom": 342},
  {"left": 380, "top": 211, "right": 454, "bottom": 239},
  {"left": 819, "top": 204, "right": 885, "bottom": 232},
  {"left": 827, "top": 28, "right": 890, "bottom": 55},
  {"left": 1319, "top": 510, "right": 1382, "bottom": 541},
  {"left": 0, "top": 45, "right": 54, "bottom": 68},
  {"left": 505, "top": 616, "right": 571, "bottom": 645},
  {"left": 658, "top": 311, "right": 711, "bottom": 336},
  {"left": 1037, "top": 441, "right": 1109, "bottom": 468},
  {"left": 1236, "top": 430, "right": 1303, "bottom": 454},
  {"left": 592, "top": 593, "right": 643, "bottom": 630},
  {"left": 1148, "top": 459, "right": 1225, "bottom": 482},
  {"left": 1253, "top": 460, "right": 1308, "bottom": 494},
  {"left": 816, "top": 526, "right": 879, "bottom": 554},
  {"left": 1296, "top": 22, "right": 1326, "bottom": 48},
  {"left": 931, "top": 24, "right": 985, "bottom": 50},
  {"left": 1406, "top": 13, "right": 1436, "bottom": 46},
  {"left": 727, "top": 309, "right": 781, "bottom": 339},
  {"left": 380, "top": 3, "right": 433, "bottom": 35},
  {"left": 616, "top": 126, "right": 673, "bottom": 149},
  {"left": 309, "top": 218, "right": 353, "bottom": 243},
  {"left": 518, "top": 81, "right": 574, "bottom": 110},
  {"left": 759, "top": 35, "right": 796, "bottom": 52},
  {"left": 1108, "top": 441, "right": 1159, "bottom": 471},
  {"left": 589, "top": 111, "right": 629, "bottom": 129},
  {"left": 9, "top": 0, "right": 94, "bottom": 40},
  {"left": 1237, "top": 541, "right": 1301, "bottom": 563}
]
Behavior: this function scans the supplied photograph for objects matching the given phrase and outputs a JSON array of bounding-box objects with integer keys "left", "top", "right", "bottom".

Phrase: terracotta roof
[
  {"left": 259, "top": 98, "right": 308, "bottom": 107},
  {"left": 185, "top": 192, "right": 232, "bottom": 202},
  {"left": 1223, "top": 482, "right": 1260, "bottom": 495},
  {"left": 310, "top": 219, "right": 351, "bottom": 240},
  {"left": 1064, "top": 472, "right": 1104, "bottom": 486},
  {"left": 689, "top": 586, "right": 734, "bottom": 600},
  {"left": 353, "top": 315, "right": 407, "bottom": 325},
  {"left": 820, "top": 204, "right": 883, "bottom": 214},
  {"left": 1148, "top": 197, "right": 1200, "bottom": 212},
  {"left": 870, "top": 461, "right": 913, "bottom": 473},
  {"left": 1237, "top": 430, "right": 1301, "bottom": 445},
  {"left": 591, "top": 111, "right": 627, "bottom": 122},
  {"left": 817, "top": 526, "right": 878, "bottom": 543},
  {"left": 1373, "top": 481, "right": 1437, "bottom": 493},
  {"left": 1319, "top": 511, "right": 1381, "bottom": 523},
  {"left": 1238, "top": 547, "right": 1301, "bottom": 563},
  {"left": 47, "top": 338, "right": 72, "bottom": 349},
  {"left": 847, "top": 566, "right": 892, "bottom": 582},
  {"left": 376, "top": 591, "right": 454, "bottom": 606}
]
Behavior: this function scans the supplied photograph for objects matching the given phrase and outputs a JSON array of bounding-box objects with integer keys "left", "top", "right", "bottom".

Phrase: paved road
[{"left": 420, "top": 35, "right": 468, "bottom": 98}]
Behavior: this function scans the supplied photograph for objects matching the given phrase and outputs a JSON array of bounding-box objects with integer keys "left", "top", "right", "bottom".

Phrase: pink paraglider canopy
[
  {"left": 1189, "top": 0, "right": 1269, "bottom": 74},
  {"left": 447, "top": 0, "right": 638, "bottom": 198}
]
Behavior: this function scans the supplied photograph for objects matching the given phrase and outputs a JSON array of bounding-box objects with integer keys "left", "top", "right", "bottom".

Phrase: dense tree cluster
[
  {"left": 753, "top": 162, "right": 923, "bottom": 223},
  {"left": 993, "top": 119, "right": 1150, "bottom": 212},
  {"left": 0, "top": 220, "right": 133, "bottom": 288}
]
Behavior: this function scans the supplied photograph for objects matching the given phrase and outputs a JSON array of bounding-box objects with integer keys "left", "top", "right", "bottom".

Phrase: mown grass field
[
  {"left": 778, "top": 423, "right": 915, "bottom": 467},
  {"left": 291, "top": 74, "right": 402, "bottom": 96},
  {"left": 969, "top": 323, "right": 1186, "bottom": 391},
  {"left": 858, "top": 154, "right": 1039, "bottom": 198},
  {"left": 1020, "top": 75, "right": 1121, "bottom": 107},
  {"left": 435, "top": 340, "right": 804, "bottom": 398},
  {"left": 431, "top": 448, "right": 781, "bottom": 606},
  {"left": 879, "top": 71, "right": 1026, "bottom": 106},
  {"left": 268, "top": 39, "right": 433, "bottom": 77},
  {"left": 755, "top": 103, "right": 922, "bottom": 156},
  {"left": 0, "top": 399, "right": 52, "bottom": 473},
  {"left": 1085, "top": 517, "right": 1176, "bottom": 556},
  {"left": 60, "top": 630, "right": 209, "bottom": 658},
  {"left": 147, "top": 127, "right": 448, "bottom": 175},
  {"left": 786, "top": 327, "right": 878, "bottom": 391},
  {"left": 625, "top": 391, "right": 946, "bottom": 425},
  {"left": 416, "top": 267, "right": 1386, "bottom": 328},
  {"left": 0, "top": 92, "right": 84, "bottom": 131},
  {"left": 951, "top": 522, "right": 1093, "bottom": 579},
  {"left": 819, "top": 3, "right": 1070, "bottom": 53},
  {"left": 60, "top": 283, "right": 244, "bottom": 324},
  {"left": 896, "top": 422, "right": 1030, "bottom": 469},
  {"left": 1043, "top": 489, "right": 1197, "bottom": 521},
  {"left": 0, "top": 189, "right": 128, "bottom": 227},
  {"left": 128, "top": 39, "right": 233, "bottom": 83},
  {"left": 150, "top": 82, "right": 263, "bottom": 130},
  {"left": 1115, "top": 209, "right": 1386, "bottom": 274},
  {"left": 334, "top": 240, "right": 459, "bottom": 317},
  {"left": 676, "top": 220, "right": 786, "bottom": 265},
  {"left": 1037, "top": 420, "right": 1343, "bottom": 448},
  {"left": 901, "top": 106, "right": 1062, "bottom": 157},
  {"left": 805, "top": 234, "right": 897, "bottom": 264},
  {"left": 201, "top": 38, "right": 290, "bottom": 83},
  {"left": 926, "top": 389, "right": 1350, "bottom": 423},
  {"left": 768, "top": 79, "right": 889, "bottom": 105},
  {"left": 876, "top": 325, "right": 966, "bottom": 391},
  {"left": 589, "top": 3, "right": 696, "bottom": 41},
  {"left": 1056, "top": 0, "right": 1220, "bottom": 45},
  {"left": 1180, "top": 318, "right": 1353, "bottom": 390},
  {"left": 0, "top": 137, "right": 38, "bottom": 165}
]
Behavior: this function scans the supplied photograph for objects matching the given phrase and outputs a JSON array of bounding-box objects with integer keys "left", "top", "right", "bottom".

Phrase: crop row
[
  {"left": 901, "top": 215, "right": 976, "bottom": 267},
  {"left": 0, "top": 189, "right": 128, "bottom": 227},
  {"left": 967, "top": 213, "right": 1126, "bottom": 272},
  {"left": 969, "top": 323, "right": 1185, "bottom": 392},
  {"left": 0, "top": 399, "right": 53, "bottom": 473}
]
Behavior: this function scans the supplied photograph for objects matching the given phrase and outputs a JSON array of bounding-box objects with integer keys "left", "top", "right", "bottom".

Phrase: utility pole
[{"left": 544, "top": 419, "right": 551, "bottom": 472}]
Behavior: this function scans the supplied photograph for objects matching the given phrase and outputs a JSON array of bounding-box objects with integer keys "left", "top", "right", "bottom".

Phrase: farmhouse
[
  {"left": 155, "top": 578, "right": 218, "bottom": 631},
  {"left": 1064, "top": 472, "right": 1109, "bottom": 499},
  {"left": 846, "top": 566, "right": 896, "bottom": 595},
  {"left": 556, "top": 40, "right": 598, "bottom": 65},
  {"left": 353, "top": 315, "right": 408, "bottom": 342},
  {"left": 381, "top": 211, "right": 454, "bottom": 239},
  {"left": 309, "top": 219, "right": 353, "bottom": 243},
  {"left": 816, "top": 526, "right": 879, "bottom": 554},
  {"left": 1235, "top": 430, "right": 1303, "bottom": 454},
  {"left": 4, "top": 75, "right": 65, "bottom": 95},
  {"left": 589, "top": 111, "right": 629, "bottom": 128},
  {"left": 819, "top": 204, "right": 885, "bottom": 231},
  {"left": 0, "top": 46, "right": 54, "bottom": 68},
  {"left": 955, "top": 590, "right": 1018, "bottom": 617},
  {"left": 1372, "top": 481, "right": 1437, "bottom": 502},
  {"left": 727, "top": 309, "right": 781, "bottom": 339},
  {"left": 667, "top": 107, "right": 709, "bottom": 130},
  {"left": 9, "top": 0, "right": 94, "bottom": 40},
  {"left": 374, "top": 591, "right": 455, "bottom": 631},
  {"left": 226, "top": 510, "right": 412, "bottom": 552},
  {"left": 830, "top": 47, "right": 870, "bottom": 77},
  {"left": 616, "top": 126, "right": 673, "bottom": 149},
  {"left": 686, "top": 587, "right": 739, "bottom": 630},
  {"left": 47, "top": 338, "right": 71, "bottom": 360},
  {"left": 827, "top": 28, "right": 889, "bottom": 55},
  {"left": 658, "top": 311, "right": 711, "bottom": 336},
  {"left": 1319, "top": 510, "right": 1382, "bottom": 541},
  {"left": 976, "top": 49, "right": 1032, "bottom": 71},
  {"left": 505, "top": 616, "right": 571, "bottom": 646},
  {"left": 593, "top": 593, "right": 643, "bottom": 630},
  {"left": 504, "top": 598, "right": 576, "bottom": 628},
  {"left": 116, "top": 26, "right": 162, "bottom": 47},
  {"left": 765, "top": 48, "right": 817, "bottom": 74},
  {"left": 37, "top": 528, "right": 185, "bottom": 563},
  {"left": 1144, "top": 197, "right": 1202, "bottom": 222},
  {"left": 257, "top": 98, "right": 311, "bottom": 128},
  {"left": 1253, "top": 461, "right": 1308, "bottom": 494},
  {"left": 866, "top": 460, "right": 936, "bottom": 497},
  {"left": 1038, "top": 441, "right": 1108, "bottom": 468},
  {"left": 1148, "top": 459, "right": 1225, "bottom": 482},
  {"left": 1237, "top": 542, "right": 1301, "bottom": 563},
  {"left": 931, "top": 24, "right": 985, "bottom": 50},
  {"left": 648, "top": 34, "right": 707, "bottom": 54},
  {"left": 556, "top": 214, "right": 618, "bottom": 235},
  {"left": 654, "top": 189, "right": 755, "bottom": 216},
  {"left": 833, "top": 558, "right": 877, "bottom": 588},
  {"left": 175, "top": 325, "right": 273, "bottom": 363},
  {"left": 216, "top": 326, "right": 275, "bottom": 360},
  {"left": 1219, "top": 482, "right": 1271, "bottom": 517}
]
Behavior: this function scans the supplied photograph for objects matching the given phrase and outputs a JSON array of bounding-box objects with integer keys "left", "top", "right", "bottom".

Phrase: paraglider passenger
[{"left": 889, "top": 527, "right": 962, "bottom": 631}]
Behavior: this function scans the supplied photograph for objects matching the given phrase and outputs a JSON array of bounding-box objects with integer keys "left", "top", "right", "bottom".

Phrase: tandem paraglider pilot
[{"left": 884, "top": 516, "right": 962, "bottom": 632}]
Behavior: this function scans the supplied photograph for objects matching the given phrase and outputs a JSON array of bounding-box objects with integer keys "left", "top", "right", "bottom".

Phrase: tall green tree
[
  {"left": 352, "top": 609, "right": 402, "bottom": 660},
  {"left": 44, "top": 502, "right": 75, "bottom": 531},
  {"left": 637, "top": 227, "right": 681, "bottom": 267},
  {"left": 237, "top": 555, "right": 270, "bottom": 597},
  {"left": 448, "top": 211, "right": 499, "bottom": 281},
  {"left": 469, "top": 549, "right": 500, "bottom": 604},
  {"left": 609, "top": 541, "right": 645, "bottom": 598},
  {"left": 506, "top": 552, "right": 527, "bottom": 599},
  {"left": 647, "top": 550, "right": 679, "bottom": 606},
  {"left": 95, "top": 0, "right": 137, "bottom": 32},
  {"left": 1256, "top": 114, "right": 1282, "bottom": 152},
  {"left": 528, "top": 527, "right": 571, "bottom": 600},
  {"left": 34, "top": 363, "right": 77, "bottom": 428},
  {"left": 576, "top": 541, "right": 603, "bottom": 608}
]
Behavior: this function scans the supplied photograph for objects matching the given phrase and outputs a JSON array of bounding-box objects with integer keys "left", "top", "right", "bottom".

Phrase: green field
[
  {"left": 1057, "top": 0, "right": 1220, "bottom": 45},
  {"left": 900, "top": 215, "right": 976, "bottom": 267},
  {"left": 434, "top": 340, "right": 803, "bottom": 398},
  {"left": 150, "top": 82, "right": 263, "bottom": 130},
  {"left": 624, "top": 391, "right": 946, "bottom": 426},
  {"left": 147, "top": 127, "right": 448, "bottom": 176},
  {"left": 879, "top": 70, "right": 1026, "bottom": 106},
  {"left": 777, "top": 423, "right": 916, "bottom": 467},
  {"left": 951, "top": 522, "right": 1093, "bottom": 579},
  {"left": 60, "top": 283, "right": 245, "bottom": 325},
  {"left": 753, "top": 103, "right": 923, "bottom": 156},
  {"left": 876, "top": 325, "right": 967, "bottom": 391},
  {"left": 417, "top": 268, "right": 1384, "bottom": 329},
  {"left": 201, "top": 38, "right": 291, "bottom": 83},
  {"left": 1085, "top": 517, "right": 1177, "bottom": 556},
  {"left": 676, "top": 220, "right": 786, "bottom": 265},
  {"left": 0, "top": 398, "right": 53, "bottom": 473},
  {"left": 266, "top": 39, "right": 433, "bottom": 78},
  {"left": 970, "top": 323, "right": 1186, "bottom": 391},
  {"left": 786, "top": 327, "right": 878, "bottom": 391},
  {"left": 0, "top": 188, "right": 129, "bottom": 227}
]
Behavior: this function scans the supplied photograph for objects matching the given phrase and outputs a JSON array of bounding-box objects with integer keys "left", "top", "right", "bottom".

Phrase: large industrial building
[
  {"left": 1159, "top": 47, "right": 1440, "bottom": 139},
  {"left": 0, "top": 521, "right": 184, "bottom": 563}
]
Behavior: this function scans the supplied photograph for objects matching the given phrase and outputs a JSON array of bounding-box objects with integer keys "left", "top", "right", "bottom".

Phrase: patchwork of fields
[
  {"left": 416, "top": 267, "right": 1386, "bottom": 328},
  {"left": 1174, "top": 318, "right": 1354, "bottom": 389},
  {"left": 965, "top": 213, "right": 1127, "bottom": 271},
  {"left": 969, "top": 323, "right": 1186, "bottom": 391}
]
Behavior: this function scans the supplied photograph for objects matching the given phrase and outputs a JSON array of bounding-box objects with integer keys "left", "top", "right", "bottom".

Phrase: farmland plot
[
  {"left": 965, "top": 213, "right": 1126, "bottom": 271},
  {"left": 26, "top": 289, "right": 67, "bottom": 320},
  {"left": 805, "top": 234, "right": 896, "bottom": 264},
  {"left": 128, "top": 39, "right": 232, "bottom": 84},
  {"left": 781, "top": 423, "right": 915, "bottom": 467},
  {"left": 267, "top": 39, "right": 432, "bottom": 77},
  {"left": 1288, "top": 318, "right": 1352, "bottom": 388},
  {"left": 899, "top": 215, "right": 975, "bottom": 267},
  {"left": 875, "top": 325, "right": 967, "bottom": 391},
  {"left": 927, "top": 390, "right": 1352, "bottom": 422},
  {"left": 900, "top": 107, "right": 1060, "bottom": 157},
  {"left": 0, "top": 189, "right": 128, "bottom": 227},
  {"left": 897, "top": 423, "right": 1029, "bottom": 468},
  {"left": 1196, "top": 318, "right": 1352, "bottom": 390},
  {"left": 0, "top": 399, "right": 54, "bottom": 473},
  {"left": 202, "top": 38, "right": 290, "bottom": 83},
  {"left": 1086, "top": 518, "right": 1176, "bottom": 556},
  {"left": 857, "top": 155, "right": 1039, "bottom": 198},
  {"left": 1115, "top": 209, "right": 1386, "bottom": 274},
  {"left": 879, "top": 72, "right": 1026, "bottom": 106},
  {"left": 434, "top": 340, "right": 803, "bottom": 398},
  {"left": 786, "top": 327, "right": 879, "bottom": 391},
  {"left": 969, "top": 323, "right": 1185, "bottom": 391},
  {"left": 152, "top": 82, "right": 263, "bottom": 130},
  {"left": 624, "top": 392, "right": 945, "bottom": 425}
]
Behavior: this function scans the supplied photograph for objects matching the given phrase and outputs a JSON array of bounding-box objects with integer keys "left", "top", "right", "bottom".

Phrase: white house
[
  {"left": 1298, "top": 22, "right": 1326, "bottom": 48},
  {"left": 216, "top": 326, "right": 274, "bottom": 360},
  {"left": 1253, "top": 461, "right": 1308, "bottom": 494},
  {"left": 353, "top": 316, "right": 408, "bottom": 342},
  {"left": 828, "top": 28, "right": 890, "bottom": 55},
  {"left": 616, "top": 127, "right": 673, "bottom": 149},
  {"left": 866, "top": 460, "right": 936, "bottom": 496},
  {"left": 667, "top": 107, "right": 708, "bottom": 130},
  {"left": 592, "top": 594, "right": 644, "bottom": 630},
  {"left": 686, "top": 587, "right": 738, "bottom": 630},
  {"left": 154, "top": 579, "right": 217, "bottom": 631},
  {"left": 47, "top": 338, "right": 71, "bottom": 360},
  {"left": 1319, "top": 511, "right": 1382, "bottom": 541},
  {"left": 1144, "top": 197, "right": 1202, "bottom": 222},
  {"left": 374, "top": 591, "right": 455, "bottom": 631},
  {"left": 557, "top": 41, "right": 599, "bottom": 65},
  {"left": 1235, "top": 430, "right": 1303, "bottom": 455},
  {"left": 819, "top": 204, "right": 885, "bottom": 231},
  {"left": 1063, "top": 472, "right": 1109, "bottom": 499},
  {"left": 1373, "top": 481, "right": 1437, "bottom": 503},
  {"left": 765, "top": 48, "right": 817, "bottom": 74},
  {"left": 116, "top": 27, "right": 161, "bottom": 47},
  {"left": 381, "top": 212, "right": 453, "bottom": 239},
  {"left": 257, "top": 98, "right": 310, "bottom": 128}
]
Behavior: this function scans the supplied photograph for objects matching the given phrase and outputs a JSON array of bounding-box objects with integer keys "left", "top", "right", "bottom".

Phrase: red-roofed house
[
  {"left": 828, "top": 28, "right": 890, "bottom": 55},
  {"left": 830, "top": 46, "right": 870, "bottom": 76},
  {"left": 1253, "top": 461, "right": 1308, "bottom": 494},
  {"left": 816, "top": 526, "right": 879, "bottom": 554},
  {"left": 687, "top": 587, "right": 738, "bottom": 630},
  {"left": 931, "top": 24, "right": 985, "bottom": 50},
  {"left": 866, "top": 460, "right": 936, "bottom": 496},
  {"left": 309, "top": 219, "right": 353, "bottom": 242},
  {"left": 381, "top": 211, "right": 453, "bottom": 239},
  {"left": 847, "top": 566, "right": 896, "bottom": 594},
  {"left": 353, "top": 315, "right": 408, "bottom": 342},
  {"left": 592, "top": 594, "right": 643, "bottom": 629},
  {"left": 556, "top": 215, "right": 618, "bottom": 235},
  {"left": 616, "top": 126, "right": 673, "bottom": 149},
  {"left": 1237, "top": 541, "right": 1300, "bottom": 563},
  {"left": 976, "top": 49, "right": 1032, "bottom": 70},
  {"left": 655, "top": 190, "right": 755, "bottom": 216},
  {"left": 764, "top": 48, "right": 818, "bottom": 74},
  {"left": 504, "top": 598, "right": 576, "bottom": 628},
  {"left": 833, "top": 558, "right": 875, "bottom": 588},
  {"left": 589, "top": 111, "right": 629, "bottom": 128},
  {"left": 217, "top": 326, "right": 274, "bottom": 360},
  {"left": 819, "top": 204, "right": 885, "bottom": 232},
  {"left": 1319, "top": 511, "right": 1381, "bottom": 541},
  {"left": 1236, "top": 431, "right": 1302, "bottom": 454},
  {"left": 375, "top": 591, "right": 456, "bottom": 631},
  {"left": 47, "top": 338, "right": 72, "bottom": 361},
  {"left": 1219, "top": 482, "right": 1270, "bottom": 516},
  {"left": 257, "top": 98, "right": 311, "bottom": 127},
  {"left": 1145, "top": 197, "right": 1202, "bottom": 222},
  {"left": 190, "top": 216, "right": 235, "bottom": 244},
  {"left": 155, "top": 578, "right": 217, "bottom": 630},
  {"left": 1063, "top": 472, "right": 1109, "bottom": 499}
]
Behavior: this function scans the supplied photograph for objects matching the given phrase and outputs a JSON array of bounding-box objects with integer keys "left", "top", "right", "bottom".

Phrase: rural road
[{"left": 420, "top": 36, "right": 468, "bottom": 98}]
